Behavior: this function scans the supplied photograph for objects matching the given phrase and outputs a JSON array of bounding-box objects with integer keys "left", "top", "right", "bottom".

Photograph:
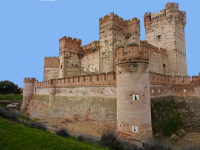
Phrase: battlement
[
  {"left": 151, "top": 9, "right": 166, "bottom": 20},
  {"left": 165, "top": 2, "right": 179, "bottom": 10},
  {"left": 36, "top": 72, "right": 116, "bottom": 88},
  {"left": 99, "top": 12, "right": 140, "bottom": 28},
  {"left": 140, "top": 41, "right": 167, "bottom": 54},
  {"left": 24, "top": 78, "right": 36, "bottom": 83},
  {"left": 44, "top": 56, "right": 59, "bottom": 67},
  {"left": 44, "top": 56, "right": 59, "bottom": 59},
  {"left": 81, "top": 41, "right": 100, "bottom": 50},
  {"left": 59, "top": 36, "right": 82, "bottom": 50},
  {"left": 115, "top": 43, "right": 149, "bottom": 64},
  {"left": 149, "top": 72, "right": 200, "bottom": 85},
  {"left": 59, "top": 36, "right": 81, "bottom": 42}
]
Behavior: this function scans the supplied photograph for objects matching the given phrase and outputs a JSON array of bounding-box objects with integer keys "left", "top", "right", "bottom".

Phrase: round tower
[
  {"left": 115, "top": 44, "right": 152, "bottom": 140},
  {"left": 20, "top": 78, "right": 35, "bottom": 112}
]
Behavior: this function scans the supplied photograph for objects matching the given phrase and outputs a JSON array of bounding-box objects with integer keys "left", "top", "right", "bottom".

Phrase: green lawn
[
  {"left": 0, "top": 95, "right": 22, "bottom": 100},
  {"left": 0, "top": 117, "right": 108, "bottom": 150}
]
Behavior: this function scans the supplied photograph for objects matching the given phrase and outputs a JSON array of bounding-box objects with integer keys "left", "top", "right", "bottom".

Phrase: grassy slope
[
  {"left": 0, "top": 95, "right": 22, "bottom": 100},
  {"left": 0, "top": 117, "right": 108, "bottom": 150}
]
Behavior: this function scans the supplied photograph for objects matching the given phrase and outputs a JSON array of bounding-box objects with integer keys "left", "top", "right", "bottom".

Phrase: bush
[
  {"left": 56, "top": 129, "right": 70, "bottom": 138},
  {"left": 142, "top": 138, "right": 172, "bottom": 150},
  {"left": 31, "top": 122, "right": 46, "bottom": 130},
  {"left": 0, "top": 107, "right": 18, "bottom": 121},
  {"left": 18, "top": 115, "right": 32, "bottom": 121},
  {"left": 100, "top": 130, "right": 122, "bottom": 150},
  {"left": 77, "top": 135, "right": 85, "bottom": 142},
  {"left": 16, "top": 119, "right": 29, "bottom": 126},
  {"left": 119, "top": 141, "right": 143, "bottom": 150}
]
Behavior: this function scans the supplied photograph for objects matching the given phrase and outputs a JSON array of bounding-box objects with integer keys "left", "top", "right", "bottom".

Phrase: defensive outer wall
[
  {"left": 21, "top": 2, "right": 200, "bottom": 140},
  {"left": 21, "top": 43, "right": 200, "bottom": 140}
]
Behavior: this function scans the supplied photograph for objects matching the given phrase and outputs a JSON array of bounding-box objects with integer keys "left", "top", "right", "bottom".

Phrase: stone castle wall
[{"left": 21, "top": 2, "right": 200, "bottom": 140}]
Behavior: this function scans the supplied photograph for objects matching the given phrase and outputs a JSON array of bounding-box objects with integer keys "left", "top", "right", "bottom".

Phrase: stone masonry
[{"left": 21, "top": 2, "right": 200, "bottom": 141}]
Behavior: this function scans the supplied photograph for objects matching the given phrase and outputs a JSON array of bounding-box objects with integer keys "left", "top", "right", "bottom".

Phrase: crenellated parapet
[
  {"left": 144, "top": 2, "right": 186, "bottom": 27},
  {"left": 59, "top": 36, "right": 82, "bottom": 51},
  {"left": 44, "top": 56, "right": 59, "bottom": 68},
  {"left": 24, "top": 78, "right": 36, "bottom": 83},
  {"left": 37, "top": 72, "right": 116, "bottom": 89},
  {"left": 140, "top": 41, "right": 167, "bottom": 54},
  {"left": 99, "top": 12, "right": 140, "bottom": 29},
  {"left": 150, "top": 9, "right": 166, "bottom": 21},
  {"left": 144, "top": 12, "right": 151, "bottom": 28},
  {"left": 115, "top": 43, "right": 149, "bottom": 64},
  {"left": 149, "top": 72, "right": 200, "bottom": 85},
  {"left": 81, "top": 40, "right": 100, "bottom": 51}
]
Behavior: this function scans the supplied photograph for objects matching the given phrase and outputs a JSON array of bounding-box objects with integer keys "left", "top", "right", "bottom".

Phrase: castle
[{"left": 21, "top": 2, "right": 200, "bottom": 140}]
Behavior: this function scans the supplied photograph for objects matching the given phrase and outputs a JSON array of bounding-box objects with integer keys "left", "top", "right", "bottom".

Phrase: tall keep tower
[
  {"left": 99, "top": 13, "right": 140, "bottom": 73},
  {"left": 144, "top": 2, "right": 187, "bottom": 76}
]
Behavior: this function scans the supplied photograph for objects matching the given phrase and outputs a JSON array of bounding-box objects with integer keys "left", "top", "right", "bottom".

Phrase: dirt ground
[
  {"left": 174, "top": 132, "right": 200, "bottom": 147},
  {"left": 39, "top": 117, "right": 112, "bottom": 137},
  {"left": 39, "top": 117, "right": 200, "bottom": 148}
]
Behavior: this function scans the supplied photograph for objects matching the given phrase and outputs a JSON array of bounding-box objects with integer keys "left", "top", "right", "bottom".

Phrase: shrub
[
  {"left": 119, "top": 141, "right": 143, "bottom": 150},
  {"left": 16, "top": 119, "right": 29, "bottom": 126},
  {"left": 100, "top": 130, "right": 122, "bottom": 150},
  {"left": 56, "top": 129, "right": 70, "bottom": 138},
  {"left": 142, "top": 138, "right": 172, "bottom": 150},
  {"left": 31, "top": 122, "right": 46, "bottom": 130},
  {"left": 18, "top": 115, "right": 31, "bottom": 121},
  {"left": 77, "top": 135, "right": 84, "bottom": 142},
  {"left": 0, "top": 107, "right": 18, "bottom": 121}
]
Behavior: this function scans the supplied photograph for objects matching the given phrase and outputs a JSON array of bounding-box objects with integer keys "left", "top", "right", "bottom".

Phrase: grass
[
  {"left": 0, "top": 117, "right": 108, "bottom": 150},
  {"left": 0, "top": 94, "right": 22, "bottom": 100},
  {"left": 0, "top": 103, "right": 7, "bottom": 107}
]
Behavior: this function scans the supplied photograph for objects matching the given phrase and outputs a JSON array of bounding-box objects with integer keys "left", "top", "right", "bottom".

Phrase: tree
[{"left": 0, "top": 80, "right": 22, "bottom": 95}]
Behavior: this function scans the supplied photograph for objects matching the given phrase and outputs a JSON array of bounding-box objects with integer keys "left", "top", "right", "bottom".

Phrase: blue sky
[{"left": 0, "top": 0, "right": 199, "bottom": 88}]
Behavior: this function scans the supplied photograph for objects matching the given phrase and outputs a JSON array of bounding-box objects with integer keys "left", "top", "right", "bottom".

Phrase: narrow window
[
  {"left": 158, "top": 35, "right": 161, "bottom": 39},
  {"left": 61, "top": 65, "right": 62, "bottom": 69}
]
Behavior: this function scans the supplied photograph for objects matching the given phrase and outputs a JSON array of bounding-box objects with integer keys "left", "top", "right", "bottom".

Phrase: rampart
[
  {"left": 81, "top": 41, "right": 100, "bottom": 51},
  {"left": 149, "top": 72, "right": 200, "bottom": 97},
  {"left": 37, "top": 72, "right": 116, "bottom": 88}
]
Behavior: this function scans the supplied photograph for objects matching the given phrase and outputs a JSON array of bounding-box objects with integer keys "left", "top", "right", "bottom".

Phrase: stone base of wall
[
  {"left": 173, "top": 96, "right": 200, "bottom": 131},
  {"left": 151, "top": 95, "right": 200, "bottom": 137},
  {"left": 27, "top": 94, "right": 117, "bottom": 128}
]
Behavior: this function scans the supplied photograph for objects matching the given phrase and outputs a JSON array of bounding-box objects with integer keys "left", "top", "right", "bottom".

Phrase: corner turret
[
  {"left": 20, "top": 78, "right": 36, "bottom": 112},
  {"left": 115, "top": 44, "right": 152, "bottom": 139}
]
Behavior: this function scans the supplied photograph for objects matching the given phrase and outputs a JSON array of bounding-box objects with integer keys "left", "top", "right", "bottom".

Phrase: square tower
[
  {"left": 144, "top": 2, "right": 187, "bottom": 76},
  {"left": 99, "top": 13, "right": 140, "bottom": 73}
]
